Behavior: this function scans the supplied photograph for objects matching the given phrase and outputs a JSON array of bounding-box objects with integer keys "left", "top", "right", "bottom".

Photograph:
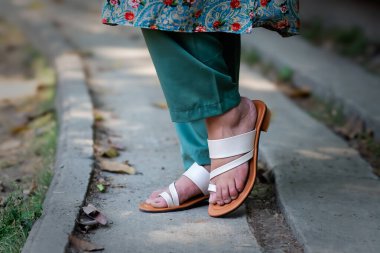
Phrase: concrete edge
[
  {"left": 0, "top": 2, "right": 94, "bottom": 253},
  {"left": 22, "top": 53, "right": 94, "bottom": 253},
  {"left": 241, "top": 31, "right": 380, "bottom": 141}
]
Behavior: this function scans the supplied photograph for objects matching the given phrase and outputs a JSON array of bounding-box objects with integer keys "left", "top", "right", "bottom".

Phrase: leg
[
  {"left": 174, "top": 120, "right": 210, "bottom": 170},
  {"left": 141, "top": 28, "right": 243, "bottom": 208}
]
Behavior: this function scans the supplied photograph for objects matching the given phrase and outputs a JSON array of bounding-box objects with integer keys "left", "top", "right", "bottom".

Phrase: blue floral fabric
[{"left": 101, "top": 0, "right": 299, "bottom": 36}]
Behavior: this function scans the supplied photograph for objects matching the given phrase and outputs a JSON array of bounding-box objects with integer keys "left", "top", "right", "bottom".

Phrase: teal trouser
[{"left": 141, "top": 28, "right": 242, "bottom": 170}]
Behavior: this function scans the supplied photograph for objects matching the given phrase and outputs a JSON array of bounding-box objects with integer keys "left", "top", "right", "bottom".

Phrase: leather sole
[{"left": 139, "top": 194, "right": 209, "bottom": 213}]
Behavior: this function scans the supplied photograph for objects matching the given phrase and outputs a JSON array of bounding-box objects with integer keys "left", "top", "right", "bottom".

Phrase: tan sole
[
  {"left": 139, "top": 194, "right": 209, "bottom": 213},
  {"left": 208, "top": 100, "right": 271, "bottom": 217}
]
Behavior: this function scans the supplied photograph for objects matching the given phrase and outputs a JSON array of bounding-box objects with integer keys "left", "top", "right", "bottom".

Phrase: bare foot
[
  {"left": 206, "top": 97, "right": 257, "bottom": 206},
  {"left": 145, "top": 165, "right": 211, "bottom": 208}
]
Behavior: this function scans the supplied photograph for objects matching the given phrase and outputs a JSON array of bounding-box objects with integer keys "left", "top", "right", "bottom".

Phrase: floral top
[{"left": 101, "top": 0, "right": 299, "bottom": 36}]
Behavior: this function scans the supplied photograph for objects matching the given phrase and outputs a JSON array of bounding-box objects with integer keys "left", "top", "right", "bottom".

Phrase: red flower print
[
  {"left": 231, "top": 22, "right": 241, "bottom": 31},
  {"left": 276, "top": 19, "right": 289, "bottom": 29},
  {"left": 164, "top": 0, "right": 173, "bottom": 5},
  {"left": 194, "top": 10, "right": 202, "bottom": 18},
  {"left": 260, "top": 0, "right": 270, "bottom": 7},
  {"left": 281, "top": 5, "right": 288, "bottom": 13},
  {"left": 230, "top": 0, "right": 241, "bottom": 9},
  {"left": 110, "top": 0, "right": 118, "bottom": 5},
  {"left": 150, "top": 24, "right": 158, "bottom": 29},
  {"left": 213, "top": 21, "right": 221, "bottom": 29},
  {"left": 124, "top": 12, "right": 135, "bottom": 21},
  {"left": 194, "top": 25, "right": 206, "bottom": 32},
  {"left": 102, "top": 18, "right": 108, "bottom": 24}
]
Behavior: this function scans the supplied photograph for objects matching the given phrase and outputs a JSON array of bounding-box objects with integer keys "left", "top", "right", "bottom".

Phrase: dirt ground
[{"left": 0, "top": 17, "right": 55, "bottom": 204}]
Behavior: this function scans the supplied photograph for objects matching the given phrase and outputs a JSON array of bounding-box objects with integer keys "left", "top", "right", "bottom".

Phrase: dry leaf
[
  {"left": 0, "top": 139, "right": 22, "bottom": 151},
  {"left": 94, "top": 112, "right": 105, "bottom": 122},
  {"left": 23, "top": 180, "right": 37, "bottom": 196},
  {"left": 279, "top": 85, "right": 311, "bottom": 98},
  {"left": 335, "top": 116, "right": 365, "bottom": 140},
  {"left": 11, "top": 124, "right": 29, "bottom": 135},
  {"left": 101, "top": 147, "right": 120, "bottom": 158},
  {"left": 100, "top": 160, "right": 136, "bottom": 175},
  {"left": 152, "top": 102, "right": 168, "bottom": 110},
  {"left": 82, "top": 204, "right": 108, "bottom": 225},
  {"left": 68, "top": 235, "right": 104, "bottom": 252}
]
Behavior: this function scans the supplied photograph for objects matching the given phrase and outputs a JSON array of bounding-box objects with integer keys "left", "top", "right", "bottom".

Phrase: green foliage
[
  {"left": 243, "top": 49, "right": 262, "bottom": 66},
  {"left": 277, "top": 66, "right": 294, "bottom": 83}
]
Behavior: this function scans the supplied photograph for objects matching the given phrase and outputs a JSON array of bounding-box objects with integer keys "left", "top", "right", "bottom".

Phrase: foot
[
  {"left": 206, "top": 97, "right": 257, "bottom": 206},
  {"left": 145, "top": 165, "right": 211, "bottom": 208}
]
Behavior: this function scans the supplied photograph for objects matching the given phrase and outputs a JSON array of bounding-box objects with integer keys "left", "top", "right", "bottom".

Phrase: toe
[
  {"left": 221, "top": 186, "right": 231, "bottom": 204},
  {"left": 235, "top": 177, "right": 244, "bottom": 193},
  {"left": 150, "top": 196, "right": 168, "bottom": 208},
  {"left": 209, "top": 192, "right": 217, "bottom": 204},
  {"left": 228, "top": 181, "right": 239, "bottom": 200}
]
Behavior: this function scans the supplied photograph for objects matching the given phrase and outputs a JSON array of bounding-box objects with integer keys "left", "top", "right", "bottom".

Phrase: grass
[
  {"left": 0, "top": 49, "right": 57, "bottom": 252},
  {"left": 0, "top": 121, "right": 56, "bottom": 253}
]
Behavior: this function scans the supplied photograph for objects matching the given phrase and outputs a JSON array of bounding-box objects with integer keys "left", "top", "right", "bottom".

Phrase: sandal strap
[
  {"left": 207, "top": 130, "right": 255, "bottom": 159},
  {"left": 169, "top": 182, "right": 179, "bottom": 206},
  {"left": 208, "top": 184, "right": 216, "bottom": 193},
  {"left": 159, "top": 191, "right": 174, "bottom": 207},
  {"left": 210, "top": 150, "right": 253, "bottom": 180},
  {"left": 183, "top": 162, "right": 210, "bottom": 195}
]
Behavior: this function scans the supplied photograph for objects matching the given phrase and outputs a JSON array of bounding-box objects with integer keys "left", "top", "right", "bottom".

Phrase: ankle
[{"left": 206, "top": 97, "right": 254, "bottom": 139}]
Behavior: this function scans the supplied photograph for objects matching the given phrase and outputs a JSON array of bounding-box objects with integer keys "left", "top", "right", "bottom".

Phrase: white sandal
[
  {"left": 139, "top": 162, "right": 210, "bottom": 212},
  {"left": 207, "top": 100, "right": 271, "bottom": 217}
]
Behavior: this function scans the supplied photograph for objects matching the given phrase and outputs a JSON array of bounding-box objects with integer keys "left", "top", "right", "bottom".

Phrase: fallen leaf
[
  {"left": 101, "top": 147, "right": 120, "bottom": 158},
  {"left": 23, "top": 180, "right": 37, "bottom": 196},
  {"left": 100, "top": 160, "right": 136, "bottom": 175},
  {"left": 152, "top": 102, "right": 168, "bottom": 110},
  {"left": 97, "top": 184, "right": 105, "bottom": 192},
  {"left": 335, "top": 116, "right": 365, "bottom": 140},
  {"left": 68, "top": 235, "right": 104, "bottom": 252},
  {"left": 94, "top": 112, "right": 105, "bottom": 122},
  {"left": 11, "top": 124, "right": 29, "bottom": 135},
  {"left": 82, "top": 204, "right": 108, "bottom": 225}
]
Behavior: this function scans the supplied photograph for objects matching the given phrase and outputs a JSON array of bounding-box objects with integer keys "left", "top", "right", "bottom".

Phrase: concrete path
[{"left": 242, "top": 29, "right": 380, "bottom": 141}]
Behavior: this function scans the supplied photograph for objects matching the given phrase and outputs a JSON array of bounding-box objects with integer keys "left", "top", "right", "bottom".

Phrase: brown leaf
[
  {"left": 23, "top": 180, "right": 37, "bottom": 196},
  {"left": 335, "top": 116, "right": 365, "bottom": 140},
  {"left": 11, "top": 124, "right": 29, "bottom": 135},
  {"left": 100, "top": 160, "right": 136, "bottom": 175},
  {"left": 82, "top": 204, "right": 108, "bottom": 225},
  {"left": 152, "top": 102, "right": 168, "bottom": 110},
  {"left": 68, "top": 235, "right": 104, "bottom": 252},
  {"left": 101, "top": 147, "right": 120, "bottom": 158},
  {"left": 279, "top": 85, "right": 311, "bottom": 98}
]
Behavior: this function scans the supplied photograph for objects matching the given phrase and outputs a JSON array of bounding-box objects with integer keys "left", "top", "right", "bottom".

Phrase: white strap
[
  {"left": 159, "top": 191, "right": 174, "bottom": 207},
  {"left": 207, "top": 130, "right": 255, "bottom": 159},
  {"left": 168, "top": 182, "right": 179, "bottom": 206},
  {"left": 183, "top": 162, "right": 210, "bottom": 195},
  {"left": 210, "top": 150, "right": 253, "bottom": 179},
  {"left": 208, "top": 184, "right": 216, "bottom": 193}
]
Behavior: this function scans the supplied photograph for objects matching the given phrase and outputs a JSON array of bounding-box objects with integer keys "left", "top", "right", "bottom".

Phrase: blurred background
[{"left": 0, "top": 0, "right": 379, "bottom": 252}]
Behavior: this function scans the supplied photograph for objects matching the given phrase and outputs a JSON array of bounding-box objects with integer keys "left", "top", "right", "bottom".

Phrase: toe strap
[
  {"left": 159, "top": 182, "right": 179, "bottom": 207},
  {"left": 210, "top": 150, "right": 253, "bottom": 180},
  {"left": 208, "top": 184, "right": 216, "bottom": 193},
  {"left": 183, "top": 162, "right": 210, "bottom": 195}
]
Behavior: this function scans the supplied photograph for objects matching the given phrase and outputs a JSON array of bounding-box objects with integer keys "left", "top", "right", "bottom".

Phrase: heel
[{"left": 261, "top": 109, "right": 271, "bottom": 132}]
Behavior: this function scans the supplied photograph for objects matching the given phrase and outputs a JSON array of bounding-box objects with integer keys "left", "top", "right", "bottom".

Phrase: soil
[
  {"left": 246, "top": 164, "right": 304, "bottom": 253},
  {"left": 0, "top": 16, "right": 55, "bottom": 204}
]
